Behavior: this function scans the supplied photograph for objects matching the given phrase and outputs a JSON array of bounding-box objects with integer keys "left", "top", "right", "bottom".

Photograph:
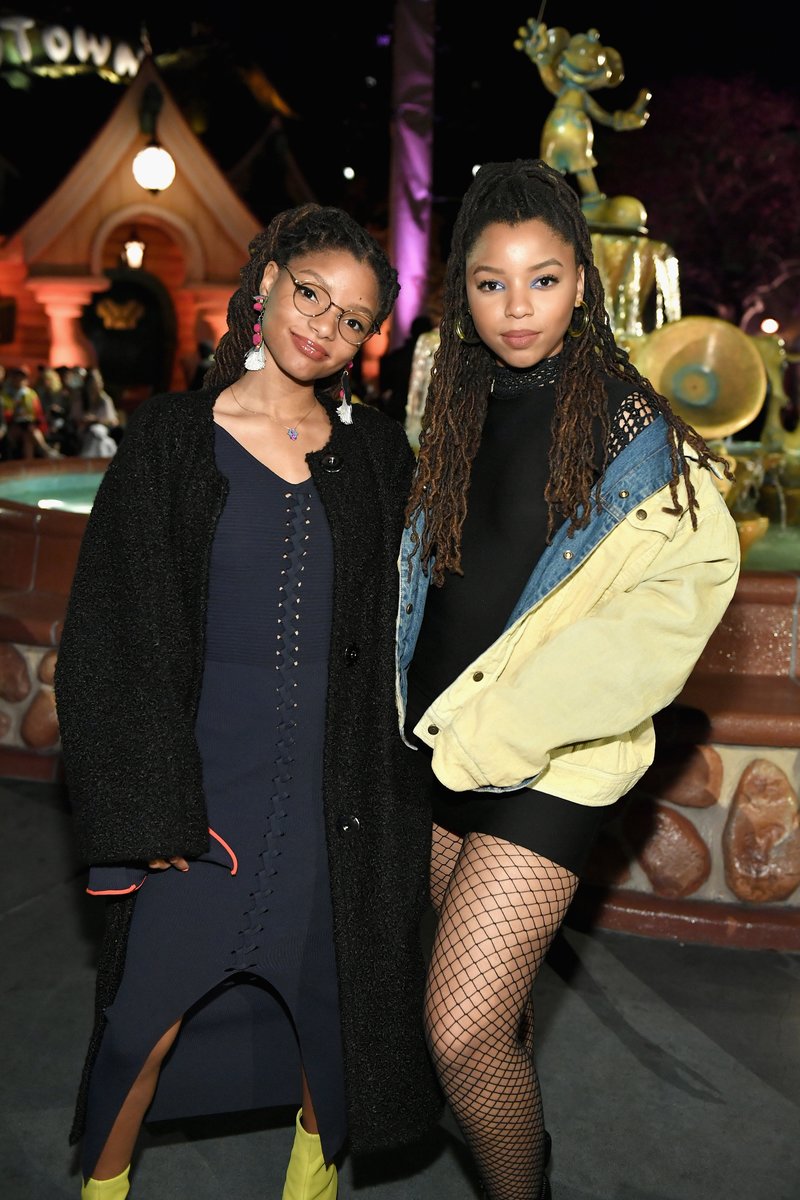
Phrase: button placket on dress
[{"left": 227, "top": 490, "right": 310, "bottom": 974}]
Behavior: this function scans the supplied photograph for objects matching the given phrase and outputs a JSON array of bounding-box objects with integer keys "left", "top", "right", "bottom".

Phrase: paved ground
[{"left": 2, "top": 777, "right": 798, "bottom": 1200}]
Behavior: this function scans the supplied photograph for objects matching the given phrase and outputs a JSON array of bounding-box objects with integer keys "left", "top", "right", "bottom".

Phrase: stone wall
[
  {"left": 576, "top": 570, "right": 800, "bottom": 949},
  {"left": 0, "top": 642, "right": 61, "bottom": 780},
  {"left": 0, "top": 459, "right": 96, "bottom": 779},
  {"left": 583, "top": 743, "right": 799, "bottom": 929}
]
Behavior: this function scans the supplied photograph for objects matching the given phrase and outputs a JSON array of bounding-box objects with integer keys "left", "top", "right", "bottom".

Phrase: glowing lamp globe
[
  {"left": 132, "top": 144, "right": 176, "bottom": 192},
  {"left": 123, "top": 230, "right": 146, "bottom": 269}
]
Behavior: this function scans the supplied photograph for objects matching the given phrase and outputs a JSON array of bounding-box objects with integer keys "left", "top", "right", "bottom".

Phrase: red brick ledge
[
  {"left": 0, "top": 590, "right": 66, "bottom": 645},
  {"left": 0, "top": 746, "right": 64, "bottom": 783},
  {"left": 677, "top": 675, "right": 800, "bottom": 748},
  {"left": 675, "top": 568, "right": 800, "bottom": 749},
  {"left": 569, "top": 885, "right": 800, "bottom": 951}
]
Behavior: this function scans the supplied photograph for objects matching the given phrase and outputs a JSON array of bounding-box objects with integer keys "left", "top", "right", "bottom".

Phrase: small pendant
[{"left": 287, "top": 428, "right": 299, "bottom": 441}]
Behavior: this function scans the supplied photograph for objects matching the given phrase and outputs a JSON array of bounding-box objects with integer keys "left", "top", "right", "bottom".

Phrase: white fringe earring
[{"left": 336, "top": 361, "right": 354, "bottom": 424}]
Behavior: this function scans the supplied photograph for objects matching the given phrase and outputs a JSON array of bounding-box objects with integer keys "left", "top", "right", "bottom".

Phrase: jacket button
[
  {"left": 427, "top": 724, "right": 439, "bottom": 735},
  {"left": 636, "top": 508, "right": 647, "bottom": 520},
  {"left": 322, "top": 454, "right": 343, "bottom": 472},
  {"left": 472, "top": 671, "right": 484, "bottom": 681},
  {"left": 344, "top": 644, "right": 359, "bottom": 664},
  {"left": 338, "top": 815, "right": 361, "bottom": 834},
  {"left": 618, "top": 489, "right": 630, "bottom": 499},
  {"left": 405, "top": 603, "right": 413, "bottom": 614},
  {"left": 563, "top": 549, "right": 573, "bottom": 560}
]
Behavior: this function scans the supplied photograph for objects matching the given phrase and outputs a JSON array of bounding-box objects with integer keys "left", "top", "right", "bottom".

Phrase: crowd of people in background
[
  {"left": 0, "top": 362, "right": 122, "bottom": 462},
  {"left": 0, "top": 322, "right": 441, "bottom": 468}
]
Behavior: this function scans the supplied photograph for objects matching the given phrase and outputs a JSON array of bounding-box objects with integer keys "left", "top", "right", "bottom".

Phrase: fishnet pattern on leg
[
  {"left": 434, "top": 826, "right": 535, "bottom": 1064},
  {"left": 430, "top": 821, "right": 464, "bottom": 913},
  {"left": 425, "top": 831, "right": 577, "bottom": 1200},
  {"left": 519, "top": 988, "right": 535, "bottom": 1063}
]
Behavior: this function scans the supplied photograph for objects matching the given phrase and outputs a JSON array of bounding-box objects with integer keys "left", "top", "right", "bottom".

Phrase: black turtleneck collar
[{"left": 491, "top": 352, "right": 563, "bottom": 399}]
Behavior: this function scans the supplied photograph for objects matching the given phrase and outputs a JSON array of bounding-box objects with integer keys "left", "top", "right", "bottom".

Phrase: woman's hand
[{"left": 148, "top": 856, "right": 190, "bottom": 872}]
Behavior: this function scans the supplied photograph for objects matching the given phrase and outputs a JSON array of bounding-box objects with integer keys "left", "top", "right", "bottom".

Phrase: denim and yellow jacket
[{"left": 395, "top": 415, "right": 741, "bottom": 807}]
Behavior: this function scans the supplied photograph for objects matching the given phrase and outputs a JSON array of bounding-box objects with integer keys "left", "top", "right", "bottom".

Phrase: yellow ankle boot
[
  {"left": 282, "top": 1109, "right": 337, "bottom": 1200},
  {"left": 80, "top": 1165, "right": 130, "bottom": 1199}
]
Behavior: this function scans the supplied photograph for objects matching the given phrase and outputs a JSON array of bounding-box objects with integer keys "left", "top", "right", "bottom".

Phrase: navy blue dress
[{"left": 81, "top": 424, "right": 346, "bottom": 1175}]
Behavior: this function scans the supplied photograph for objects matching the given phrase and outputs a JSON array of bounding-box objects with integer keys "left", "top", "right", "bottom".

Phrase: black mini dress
[{"left": 405, "top": 356, "right": 649, "bottom": 875}]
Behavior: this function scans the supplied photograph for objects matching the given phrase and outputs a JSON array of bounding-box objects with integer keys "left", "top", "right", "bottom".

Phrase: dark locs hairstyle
[
  {"left": 205, "top": 203, "right": 400, "bottom": 398},
  {"left": 405, "top": 158, "right": 733, "bottom": 586}
]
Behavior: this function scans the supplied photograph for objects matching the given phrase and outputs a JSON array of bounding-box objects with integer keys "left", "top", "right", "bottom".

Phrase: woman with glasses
[{"left": 55, "top": 203, "right": 442, "bottom": 1200}]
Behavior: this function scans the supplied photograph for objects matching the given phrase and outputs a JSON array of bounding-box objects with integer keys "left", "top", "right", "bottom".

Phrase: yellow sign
[{"left": 0, "top": 14, "right": 143, "bottom": 83}]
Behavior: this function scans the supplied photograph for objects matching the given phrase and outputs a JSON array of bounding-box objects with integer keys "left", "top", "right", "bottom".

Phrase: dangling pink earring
[
  {"left": 244, "top": 293, "right": 267, "bottom": 370},
  {"left": 336, "top": 360, "right": 354, "bottom": 425}
]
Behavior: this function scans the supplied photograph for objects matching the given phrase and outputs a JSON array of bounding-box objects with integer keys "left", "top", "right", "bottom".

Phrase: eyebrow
[
  {"left": 469, "top": 257, "right": 565, "bottom": 275},
  {"left": 291, "top": 268, "right": 375, "bottom": 318}
]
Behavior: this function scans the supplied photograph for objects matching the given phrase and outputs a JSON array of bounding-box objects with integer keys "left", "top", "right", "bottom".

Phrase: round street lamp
[
  {"left": 132, "top": 142, "right": 176, "bottom": 193},
  {"left": 132, "top": 80, "right": 176, "bottom": 193}
]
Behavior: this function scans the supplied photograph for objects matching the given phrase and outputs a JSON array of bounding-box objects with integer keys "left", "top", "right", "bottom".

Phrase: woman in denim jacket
[{"left": 397, "top": 159, "right": 741, "bottom": 1200}]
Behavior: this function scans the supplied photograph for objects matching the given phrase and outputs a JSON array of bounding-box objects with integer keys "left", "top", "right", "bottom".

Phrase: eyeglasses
[{"left": 282, "top": 265, "right": 379, "bottom": 347}]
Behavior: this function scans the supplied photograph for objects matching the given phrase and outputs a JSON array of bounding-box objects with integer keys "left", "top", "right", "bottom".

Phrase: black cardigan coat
[{"left": 54, "top": 385, "right": 442, "bottom": 1154}]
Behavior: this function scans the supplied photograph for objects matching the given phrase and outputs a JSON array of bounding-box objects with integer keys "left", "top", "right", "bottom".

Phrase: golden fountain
[
  {"left": 511, "top": 11, "right": 800, "bottom": 948},
  {"left": 515, "top": 11, "right": 799, "bottom": 569}
]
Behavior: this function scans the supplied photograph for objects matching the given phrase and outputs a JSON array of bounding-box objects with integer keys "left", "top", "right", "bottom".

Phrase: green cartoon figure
[{"left": 515, "top": 18, "right": 651, "bottom": 219}]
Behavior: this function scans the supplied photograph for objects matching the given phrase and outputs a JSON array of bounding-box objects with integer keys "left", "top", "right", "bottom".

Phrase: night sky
[{"left": 1, "top": 1, "right": 796, "bottom": 239}]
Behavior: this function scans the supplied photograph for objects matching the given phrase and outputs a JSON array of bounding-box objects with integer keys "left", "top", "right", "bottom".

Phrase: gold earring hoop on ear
[
  {"left": 454, "top": 313, "right": 481, "bottom": 345},
  {"left": 568, "top": 299, "right": 590, "bottom": 338}
]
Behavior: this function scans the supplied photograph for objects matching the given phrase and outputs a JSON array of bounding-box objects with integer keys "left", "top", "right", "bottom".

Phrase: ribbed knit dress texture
[{"left": 81, "top": 424, "right": 346, "bottom": 1174}]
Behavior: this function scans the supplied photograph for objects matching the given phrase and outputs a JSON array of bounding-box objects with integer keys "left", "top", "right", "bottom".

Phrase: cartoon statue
[{"left": 515, "top": 18, "right": 652, "bottom": 219}]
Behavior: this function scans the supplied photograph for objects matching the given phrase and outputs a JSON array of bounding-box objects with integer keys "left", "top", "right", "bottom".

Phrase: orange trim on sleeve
[
  {"left": 86, "top": 878, "right": 146, "bottom": 896},
  {"left": 209, "top": 827, "right": 238, "bottom": 874}
]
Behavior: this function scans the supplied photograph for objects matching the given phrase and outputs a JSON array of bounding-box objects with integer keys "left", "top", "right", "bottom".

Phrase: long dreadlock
[
  {"left": 405, "top": 159, "right": 733, "bottom": 587},
  {"left": 204, "top": 202, "right": 399, "bottom": 398}
]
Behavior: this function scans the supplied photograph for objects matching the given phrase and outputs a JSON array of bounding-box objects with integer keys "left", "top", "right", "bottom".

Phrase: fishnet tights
[{"left": 427, "top": 824, "right": 577, "bottom": 1199}]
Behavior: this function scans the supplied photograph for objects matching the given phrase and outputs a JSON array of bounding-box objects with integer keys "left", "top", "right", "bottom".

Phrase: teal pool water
[
  {"left": 743, "top": 524, "right": 800, "bottom": 573},
  {"left": 0, "top": 470, "right": 796, "bottom": 571},
  {"left": 0, "top": 472, "right": 104, "bottom": 514}
]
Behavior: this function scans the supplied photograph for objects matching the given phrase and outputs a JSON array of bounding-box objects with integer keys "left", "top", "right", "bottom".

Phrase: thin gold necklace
[{"left": 229, "top": 384, "right": 318, "bottom": 441}]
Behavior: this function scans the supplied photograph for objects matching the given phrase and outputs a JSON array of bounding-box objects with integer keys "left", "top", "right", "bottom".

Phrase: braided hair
[
  {"left": 406, "top": 159, "right": 732, "bottom": 586},
  {"left": 205, "top": 203, "right": 399, "bottom": 399}
]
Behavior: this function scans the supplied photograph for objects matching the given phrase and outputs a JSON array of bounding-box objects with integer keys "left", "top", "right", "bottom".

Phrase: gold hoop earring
[
  {"left": 454, "top": 314, "right": 481, "bottom": 345},
  {"left": 568, "top": 299, "right": 590, "bottom": 338}
]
